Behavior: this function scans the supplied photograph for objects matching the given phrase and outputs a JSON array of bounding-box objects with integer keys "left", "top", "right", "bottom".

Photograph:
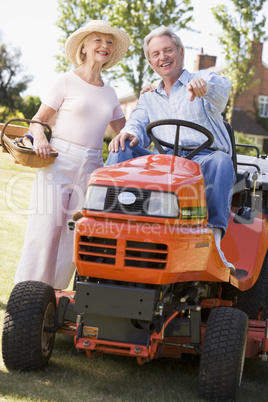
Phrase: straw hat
[{"left": 65, "top": 20, "right": 130, "bottom": 70}]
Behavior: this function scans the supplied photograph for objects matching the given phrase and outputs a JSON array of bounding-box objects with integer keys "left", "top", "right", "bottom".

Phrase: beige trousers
[{"left": 14, "top": 138, "right": 103, "bottom": 289}]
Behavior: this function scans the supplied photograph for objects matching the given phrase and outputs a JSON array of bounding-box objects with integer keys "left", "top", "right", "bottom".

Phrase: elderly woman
[{"left": 15, "top": 20, "right": 130, "bottom": 289}]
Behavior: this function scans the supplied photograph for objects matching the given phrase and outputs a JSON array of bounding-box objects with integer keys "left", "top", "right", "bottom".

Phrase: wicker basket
[{"left": 0, "top": 118, "right": 58, "bottom": 168}]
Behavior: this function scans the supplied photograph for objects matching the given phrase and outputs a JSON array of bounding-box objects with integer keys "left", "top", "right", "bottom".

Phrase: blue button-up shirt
[{"left": 123, "top": 69, "right": 232, "bottom": 156}]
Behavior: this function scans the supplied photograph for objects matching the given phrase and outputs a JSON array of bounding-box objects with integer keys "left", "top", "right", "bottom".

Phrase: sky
[{"left": 0, "top": 0, "right": 268, "bottom": 100}]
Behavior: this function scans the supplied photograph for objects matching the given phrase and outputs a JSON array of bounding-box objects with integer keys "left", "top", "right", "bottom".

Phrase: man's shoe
[
  {"left": 218, "top": 249, "right": 236, "bottom": 276},
  {"left": 227, "top": 262, "right": 236, "bottom": 276},
  {"left": 212, "top": 228, "right": 236, "bottom": 276}
]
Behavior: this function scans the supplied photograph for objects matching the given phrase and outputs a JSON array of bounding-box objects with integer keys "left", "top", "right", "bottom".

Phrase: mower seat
[
  {"left": 224, "top": 121, "right": 246, "bottom": 195},
  {"left": 224, "top": 121, "right": 237, "bottom": 176}
]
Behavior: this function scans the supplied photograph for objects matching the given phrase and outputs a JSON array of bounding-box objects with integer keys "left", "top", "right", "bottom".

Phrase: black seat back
[{"left": 224, "top": 121, "right": 237, "bottom": 175}]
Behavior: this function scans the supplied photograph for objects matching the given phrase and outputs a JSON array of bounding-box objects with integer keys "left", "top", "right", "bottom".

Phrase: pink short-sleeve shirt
[{"left": 42, "top": 71, "right": 124, "bottom": 149}]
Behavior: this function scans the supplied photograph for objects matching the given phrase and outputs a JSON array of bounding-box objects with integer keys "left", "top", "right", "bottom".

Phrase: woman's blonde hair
[{"left": 78, "top": 34, "right": 93, "bottom": 64}]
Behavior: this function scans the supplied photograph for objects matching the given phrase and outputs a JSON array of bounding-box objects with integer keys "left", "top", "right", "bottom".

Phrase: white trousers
[{"left": 14, "top": 138, "right": 103, "bottom": 289}]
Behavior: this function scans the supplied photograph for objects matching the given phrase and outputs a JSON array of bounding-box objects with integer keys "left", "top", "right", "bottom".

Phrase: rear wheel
[
  {"left": 198, "top": 307, "right": 248, "bottom": 401},
  {"left": 2, "top": 281, "right": 56, "bottom": 371}
]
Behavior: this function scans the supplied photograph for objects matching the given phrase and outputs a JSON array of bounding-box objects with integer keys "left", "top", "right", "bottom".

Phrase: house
[
  {"left": 104, "top": 93, "right": 138, "bottom": 138},
  {"left": 112, "top": 41, "right": 268, "bottom": 152},
  {"left": 195, "top": 43, "right": 268, "bottom": 151}
]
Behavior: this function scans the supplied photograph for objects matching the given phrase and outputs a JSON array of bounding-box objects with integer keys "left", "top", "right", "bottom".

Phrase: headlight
[
  {"left": 180, "top": 206, "right": 207, "bottom": 220},
  {"left": 147, "top": 191, "right": 179, "bottom": 217},
  {"left": 83, "top": 185, "right": 108, "bottom": 210}
]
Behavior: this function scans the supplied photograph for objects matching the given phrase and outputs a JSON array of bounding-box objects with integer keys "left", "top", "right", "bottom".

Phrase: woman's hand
[
  {"left": 33, "top": 134, "right": 52, "bottom": 159},
  {"left": 140, "top": 85, "right": 156, "bottom": 95},
  {"left": 30, "top": 104, "right": 56, "bottom": 159}
]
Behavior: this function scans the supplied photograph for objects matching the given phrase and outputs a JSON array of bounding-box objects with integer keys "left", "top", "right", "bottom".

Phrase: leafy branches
[
  {"left": 55, "top": 0, "right": 193, "bottom": 96},
  {"left": 0, "top": 40, "right": 33, "bottom": 119},
  {"left": 212, "top": 0, "right": 267, "bottom": 123}
]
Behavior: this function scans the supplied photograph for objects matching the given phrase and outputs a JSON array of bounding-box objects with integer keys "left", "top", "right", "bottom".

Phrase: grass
[{"left": 1, "top": 151, "right": 268, "bottom": 401}]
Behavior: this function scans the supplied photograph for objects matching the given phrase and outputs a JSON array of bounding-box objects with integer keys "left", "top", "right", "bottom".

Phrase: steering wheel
[{"left": 146, "top": 119, "right": 214, "bottom": 160}]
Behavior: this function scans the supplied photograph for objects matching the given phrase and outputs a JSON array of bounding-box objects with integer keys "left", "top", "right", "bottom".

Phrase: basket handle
[{"left": 1, "top": 118, "right": 53, "bottom": 153}]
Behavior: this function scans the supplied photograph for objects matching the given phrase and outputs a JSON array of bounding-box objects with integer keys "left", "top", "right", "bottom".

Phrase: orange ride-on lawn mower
[{"left": 2, "top": 120, "right": 268, "bottom": 401}]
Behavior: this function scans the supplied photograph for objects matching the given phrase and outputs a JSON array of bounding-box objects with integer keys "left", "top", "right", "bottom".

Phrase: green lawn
[{"left": 0, "top": 151, "right": 268, "bottom": 402}]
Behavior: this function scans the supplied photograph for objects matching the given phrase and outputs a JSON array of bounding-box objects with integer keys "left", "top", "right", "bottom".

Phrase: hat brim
[{"left": 65, "top": 21, "right": 130, "bottom": 70}]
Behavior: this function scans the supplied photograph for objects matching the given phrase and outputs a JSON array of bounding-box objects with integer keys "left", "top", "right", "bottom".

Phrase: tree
[
  {"left": 20, "top": 95, "right": 41, "bottom": 120},
  {"left": 56, "top": 0, "right": 193, "bottom": 96},
  {"left": 211, "top": 0, "right": 267, "bottom": 124},
  {"left": 0, "top": 39, "right": 33, "bottom": 117},
  {"left": 0, "top": 106, "right": 26, "bottom": 125},
  {"left": 235, "top": 131, "right": 264, "bottom": 155}
]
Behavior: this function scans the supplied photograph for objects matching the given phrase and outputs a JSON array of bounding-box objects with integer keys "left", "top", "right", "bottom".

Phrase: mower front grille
[
  {"left": 78, "top": 237, "right": 167, "bottom": 269},
  {"left": 79, "top": 236, "right": 117, "bottom": 265},
  {"left": 105, "top": 187, "right": 150, "bottom": 215},
  {"left": 125, "top": 240, "right": 167, "bottom": 269}
]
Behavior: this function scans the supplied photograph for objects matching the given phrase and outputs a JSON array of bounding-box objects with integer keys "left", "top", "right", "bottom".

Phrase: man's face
[{"left": 147, "top": 35, "right": 184, "bottom": 80}]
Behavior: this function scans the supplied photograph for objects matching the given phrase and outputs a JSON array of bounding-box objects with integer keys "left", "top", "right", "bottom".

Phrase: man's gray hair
[{"left": 143, "top": 26, "right": 184, "bottom": 60}]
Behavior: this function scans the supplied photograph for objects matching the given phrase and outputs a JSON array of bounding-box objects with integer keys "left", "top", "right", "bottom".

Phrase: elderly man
[{"left": 106, "top": 26, "right": 235, "bottom": 275}]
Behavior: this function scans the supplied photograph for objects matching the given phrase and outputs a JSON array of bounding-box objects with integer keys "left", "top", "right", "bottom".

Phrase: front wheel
[
  {"left": 2, "top": 281, "right": 56, "bottom": 371},
  {"left": 198, "top": 307, "right": 248, "bottom": 401}
]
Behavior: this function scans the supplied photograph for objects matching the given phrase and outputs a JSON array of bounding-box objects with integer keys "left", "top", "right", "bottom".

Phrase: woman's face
[{"left": 82, "top": 32, "right": 114, "bottom": 66}]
